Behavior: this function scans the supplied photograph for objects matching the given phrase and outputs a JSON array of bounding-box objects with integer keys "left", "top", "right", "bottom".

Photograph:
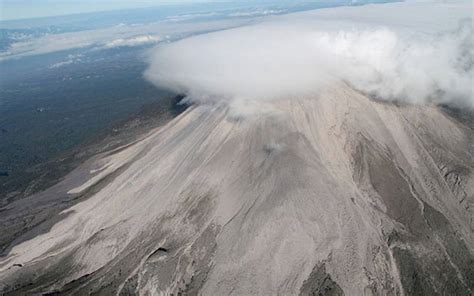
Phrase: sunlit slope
[{"left": 1, "top": 85, "right": 473, "bottom": 295}]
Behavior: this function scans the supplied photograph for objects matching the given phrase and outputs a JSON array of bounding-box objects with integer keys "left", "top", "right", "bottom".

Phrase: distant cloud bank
[
  {"left": 145, "top": 1, "right": 473, "bottom": 108},
  {"left": 103, "top": 35, "right": 161, "bottom": 49},
  {"left": 0, "top": 17, "right": 251, "bottom": 61}
]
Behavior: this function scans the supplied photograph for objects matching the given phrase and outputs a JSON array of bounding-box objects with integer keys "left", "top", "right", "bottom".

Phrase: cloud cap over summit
[{"left": 145, "top": 1, "right": 473, "bottom": 108}]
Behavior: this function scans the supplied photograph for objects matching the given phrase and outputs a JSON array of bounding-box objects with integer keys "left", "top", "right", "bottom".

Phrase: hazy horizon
[
  {"left": 0, "top": 0, "right": 215, "bottom": 21},
  {"left": 1, "top": 0, "right": 363, "bottom": 21}
]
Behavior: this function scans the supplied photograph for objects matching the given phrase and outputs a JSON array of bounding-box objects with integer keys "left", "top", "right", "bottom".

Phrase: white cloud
[
  {"left": 165, "top": 12, "right": 219, "bottom": 22},
  {"left": 103, "top": 35, "right": 161, "bottom": 49},
  {"left": 48, "top": 53, "right": 83, "bottom": 68},
  {"left": 0, "top": 18, "right": 253, "bottom": 60},
  {"left": 228, "top": 9, "right": 285, "bottom": 17},
  {"left": 144, "top": 1, "right": 473, "bottom": 108},
  {"left": 49, "top": 59, "right": 74, "bottom": 69}
]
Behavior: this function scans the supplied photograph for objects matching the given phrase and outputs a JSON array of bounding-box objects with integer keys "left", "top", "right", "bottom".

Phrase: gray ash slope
[{"left": 0, "top": 85, "right": 473, "bottom": 295}]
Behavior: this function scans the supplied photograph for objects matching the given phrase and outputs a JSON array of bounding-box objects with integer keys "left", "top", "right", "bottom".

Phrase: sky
[
  {"left": 0, "top": 0, "right": 380, "bottom": 21},
  {"left": 0, "top": 0, "right": 220, "bottom": 20}
]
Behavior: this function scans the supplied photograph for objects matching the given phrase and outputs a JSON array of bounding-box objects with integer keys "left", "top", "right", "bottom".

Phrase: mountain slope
[{"left": 0, "top": 85, "right": 473, "bottom": 295}]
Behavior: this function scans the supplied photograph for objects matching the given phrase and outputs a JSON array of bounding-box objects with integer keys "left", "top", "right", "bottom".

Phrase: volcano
[{"left": 0, "top": 85, "right": 473, "bottom": 295}]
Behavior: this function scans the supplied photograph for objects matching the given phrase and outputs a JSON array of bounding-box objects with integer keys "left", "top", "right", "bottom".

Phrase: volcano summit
[{"left": 1, "top": 85, "right": 473, "bottom": 295}]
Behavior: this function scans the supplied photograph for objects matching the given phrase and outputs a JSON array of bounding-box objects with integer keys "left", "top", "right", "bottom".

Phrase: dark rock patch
[
  {"left": 354, "top": 140, "right": 427, "bottom": 236},
  {"left": 423, "top": 202, "right": 474, "bottom": 290},
  {"left": 299, "top": 263, "right": 344, "bottom": 296},
  {"left": 119, "top": 274, "right": 139, "bottom": 296}
]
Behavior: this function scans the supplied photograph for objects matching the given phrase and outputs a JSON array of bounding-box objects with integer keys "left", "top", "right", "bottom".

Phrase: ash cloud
[{"left": 144, "top": 1, "right": 473, "bottom": 109}]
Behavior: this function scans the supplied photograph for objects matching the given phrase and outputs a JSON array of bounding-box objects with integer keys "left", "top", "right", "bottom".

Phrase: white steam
[{"left": 145, "top": 2, "right": 473, "bottom": 108}]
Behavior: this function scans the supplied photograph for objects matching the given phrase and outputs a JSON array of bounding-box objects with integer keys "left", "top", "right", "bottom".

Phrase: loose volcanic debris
[{"left": 0, "top": 85, "right": 473, "bottom": 295}]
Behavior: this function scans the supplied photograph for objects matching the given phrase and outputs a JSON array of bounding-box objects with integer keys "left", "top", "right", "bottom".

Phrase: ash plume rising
[{"left": 144, "top": 1, "right": 473, "bottom": 109}]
